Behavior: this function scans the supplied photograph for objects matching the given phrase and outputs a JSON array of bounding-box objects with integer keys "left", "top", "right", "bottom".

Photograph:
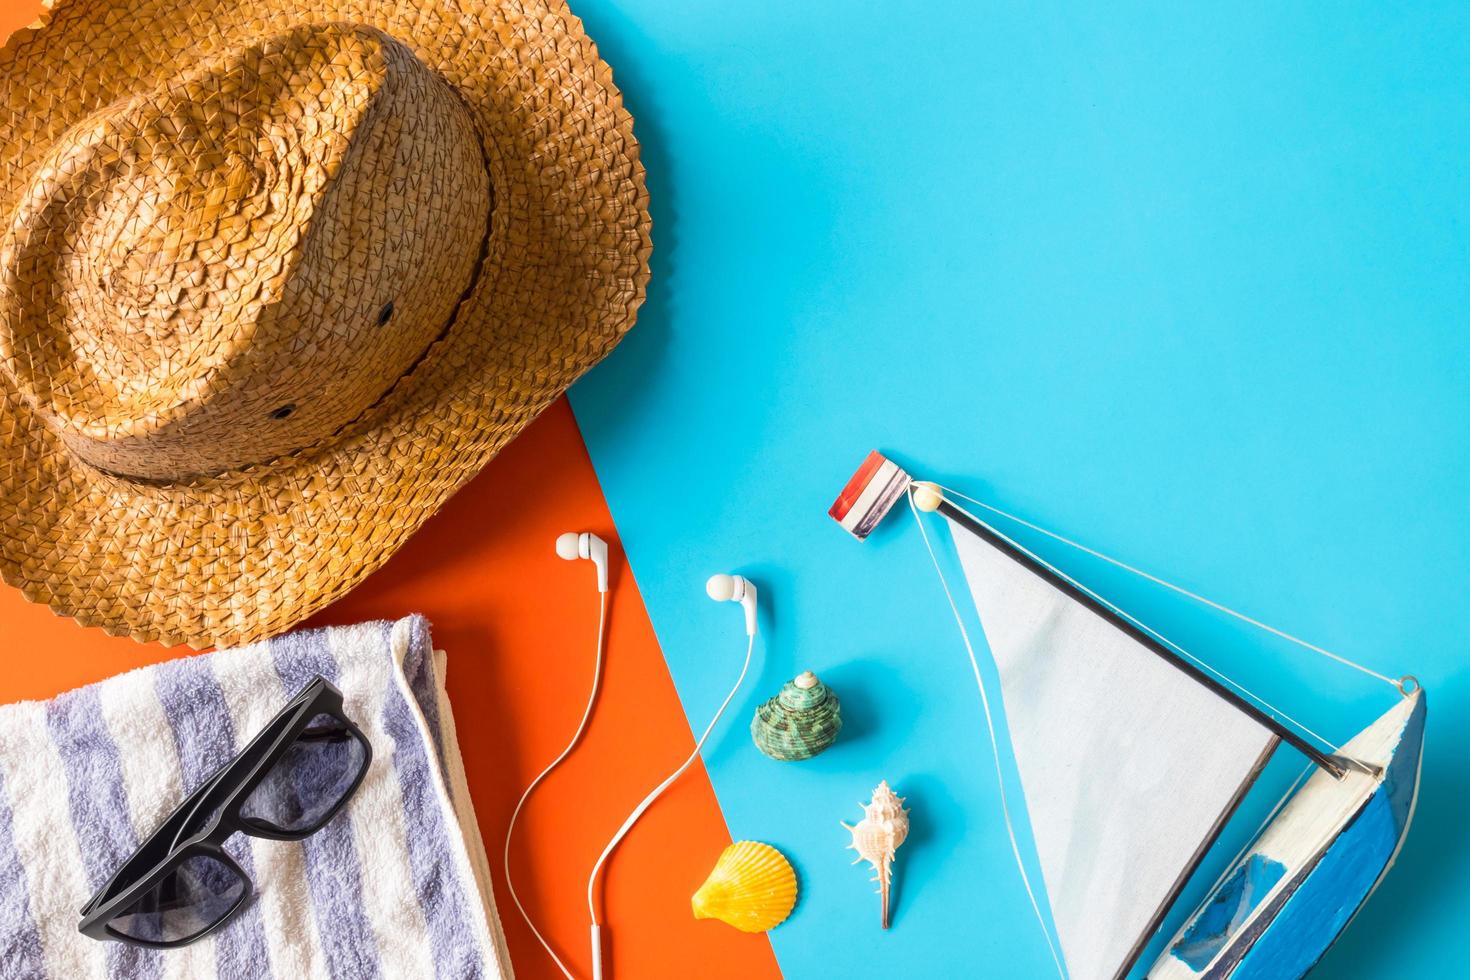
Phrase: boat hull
[{"left": 1150, "top": 690, "right": 1425, "bottom": 980}]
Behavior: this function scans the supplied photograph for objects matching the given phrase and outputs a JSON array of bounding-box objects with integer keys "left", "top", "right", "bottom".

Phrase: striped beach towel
[{"left": 0, "top": 615, "right": 512, "bottom": 980}]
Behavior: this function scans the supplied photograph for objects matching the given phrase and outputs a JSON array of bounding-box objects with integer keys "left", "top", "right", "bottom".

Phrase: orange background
[
  {"left": 0, "top": 393, "right": 778, "bottom": 977},
  {"left": 0, "top": 9, "right": 779, "bottom": 964}
]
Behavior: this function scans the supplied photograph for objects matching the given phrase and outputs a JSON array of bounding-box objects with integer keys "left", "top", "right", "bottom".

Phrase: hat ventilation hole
[
  {"left": 376, "top": 302, "right": 395, "bottom": 327},
  {"left": 270, "top": 404, "right": 296, "bottom": 420}
]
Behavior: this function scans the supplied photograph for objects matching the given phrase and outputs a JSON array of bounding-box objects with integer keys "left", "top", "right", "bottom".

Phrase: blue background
[{"left": 567, "top": 2, "right": 1469, "bottom": 976}]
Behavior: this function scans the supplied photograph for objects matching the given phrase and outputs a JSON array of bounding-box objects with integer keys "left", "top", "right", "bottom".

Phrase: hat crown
[{"left": 0, "top": 23, "right": 491, "bottom": 480}]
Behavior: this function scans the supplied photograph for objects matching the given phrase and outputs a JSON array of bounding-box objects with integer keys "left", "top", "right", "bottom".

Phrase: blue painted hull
[
  {"left": 1225, "top": 758, "right": 1419, "bottom": 978},
  {"left": 1151, "top": 692, "right": 1426, "bottom": 980}
]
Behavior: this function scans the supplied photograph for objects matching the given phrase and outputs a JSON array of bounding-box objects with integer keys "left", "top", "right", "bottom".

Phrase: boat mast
[{"left": 935, "top": 499, "right": 1349, "bottom": 779}]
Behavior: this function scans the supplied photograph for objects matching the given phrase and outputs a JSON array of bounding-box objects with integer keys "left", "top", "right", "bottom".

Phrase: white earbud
[
  {"left": 588, "top": 570, "right": 761, "bottom": 978},
  {"left": 706, "top": 573, "right": 758, "bottom": 636},
  {"left": 507, "top": 531, "right": 615, "bottom": 980},
  {"left": 557, "top": 531, "right": 609, "bottom": 593}
]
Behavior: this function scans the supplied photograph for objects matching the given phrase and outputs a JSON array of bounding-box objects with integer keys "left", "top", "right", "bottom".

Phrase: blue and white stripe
[
  {"left": 154, "top": 656, "right": 276, "bottom": 979},
  {"left": 95, "top": 661, "right": 217, "bottom": 980},
  {"left": 0, "top": 700, "right": 108, "bottom": 978},
  {"left": 376, "top": 619, "right": 489, "bottom": 980},
  {"left": 0, "top": 615, "right": 508, "bottom": 980},
  {"left": 0, "top": 767, "right": 43, "bottom": 978},
  {"left": 45, "top": 687, "right": 162, "bottom": 980},
  {"left": 268, "top": 626, "right": 385, "bottom": 980}
]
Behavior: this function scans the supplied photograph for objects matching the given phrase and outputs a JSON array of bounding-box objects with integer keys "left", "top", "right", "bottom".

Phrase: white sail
[{"left": 946, "top": 515, "right": 1278, "bottom": 980}]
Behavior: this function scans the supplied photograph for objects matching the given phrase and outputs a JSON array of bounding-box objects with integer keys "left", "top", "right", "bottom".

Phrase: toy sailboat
[{"left": 831, "top": 452, "right": 1425, "bottom": 980}]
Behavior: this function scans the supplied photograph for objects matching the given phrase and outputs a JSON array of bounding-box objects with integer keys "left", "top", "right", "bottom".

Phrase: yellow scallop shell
[{"left": 691, "top": 840, "right": 798, "bottom": 933}]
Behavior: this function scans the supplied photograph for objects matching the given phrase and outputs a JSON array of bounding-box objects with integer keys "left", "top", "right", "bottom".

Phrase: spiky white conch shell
[
  {"left": 842, "top": 780, "right": 910, "bottom": 928},
  {"left": 844, "top": 780, "right": 910, "bottom": 865}
]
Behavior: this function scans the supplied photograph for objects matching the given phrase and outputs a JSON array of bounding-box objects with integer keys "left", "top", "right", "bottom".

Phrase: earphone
[
  {"left": 556, "top": 531, "right": 609, "bottom": 593},
  {"left": 503, "top": 532, "right": 611, "bottom": 980},
  {"left": 704, "top": 572, "right": 757, "bottom": 636},
  {"left": 504, "top": 536, "right": 760, "bottom": 980},
  {"left": 585, "top": 573, "right": 759, "bottom": 980}
]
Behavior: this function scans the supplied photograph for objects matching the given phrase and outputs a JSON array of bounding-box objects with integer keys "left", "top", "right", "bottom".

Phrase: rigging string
[
  {"left": 932, "top": 483, "right": 1404, "bottom": 692},
  {"left": 503, "top": 590, "right": 609, "bottom": 980},
  {"left": 924, "top": 483, "right": 1419, "bottom": 755},
  {"left": 906, "top": 490, "right": 1070, "bottom": 980},
  {"left": 909, "top": 480, "right": 1406, "bottom": 977}
]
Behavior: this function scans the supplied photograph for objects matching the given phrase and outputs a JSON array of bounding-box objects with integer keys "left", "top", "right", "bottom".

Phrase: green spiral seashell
[{"left": 751, "top": 670, "right": 842, "bottom": 761}]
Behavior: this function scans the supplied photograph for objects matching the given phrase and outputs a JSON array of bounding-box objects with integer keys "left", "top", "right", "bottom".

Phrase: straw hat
[{"left": 0, "top": 0, "right": 651, "bottom": 647}]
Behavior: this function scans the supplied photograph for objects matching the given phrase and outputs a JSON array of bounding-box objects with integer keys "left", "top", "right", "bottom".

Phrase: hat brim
[{"left": 0, "top": 0, "right": 651, "bottom": 647}]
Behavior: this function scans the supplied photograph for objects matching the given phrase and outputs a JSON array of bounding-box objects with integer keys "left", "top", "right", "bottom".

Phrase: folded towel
[{"left": 0, "top": 615, "right": 512, "bottom": 980}]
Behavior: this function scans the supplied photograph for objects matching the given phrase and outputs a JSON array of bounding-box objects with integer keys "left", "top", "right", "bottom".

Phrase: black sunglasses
[{"left": 78, "top": 676, "right": 372, "bottom": 947}]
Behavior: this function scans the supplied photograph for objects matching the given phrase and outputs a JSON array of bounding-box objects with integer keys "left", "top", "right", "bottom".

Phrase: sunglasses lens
[
  {"left": 108, "top": 853, "right": 245, "bottom": 945},
  {"left": 239, "top": 712, "right": 367, "bottom": 834}
]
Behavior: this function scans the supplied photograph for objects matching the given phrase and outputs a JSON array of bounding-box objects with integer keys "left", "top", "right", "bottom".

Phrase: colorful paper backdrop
[
  {"left": 567, "top": 2, "right": 1468, "bottom": 977},
  {"left": 2, "top": 1, "right": 1467, "bottom": 978}
]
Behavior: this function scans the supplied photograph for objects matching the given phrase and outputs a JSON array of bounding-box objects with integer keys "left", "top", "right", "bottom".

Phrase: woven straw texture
[{"left": 0, "top": 0, "right": 651, "bottom": 648}]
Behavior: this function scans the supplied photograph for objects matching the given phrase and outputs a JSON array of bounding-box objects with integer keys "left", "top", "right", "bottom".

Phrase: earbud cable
[
  {"left": 585, "top": 632, "right": 756, "bottom": 979},
  {"left": 503, "top": 589, "right": 609, "bottom": 980}
]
